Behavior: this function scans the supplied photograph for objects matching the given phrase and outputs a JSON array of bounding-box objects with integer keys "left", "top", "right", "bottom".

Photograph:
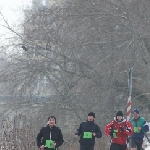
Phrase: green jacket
[{"left": 130, "top": 116, "right": 149, "bottom": 140}]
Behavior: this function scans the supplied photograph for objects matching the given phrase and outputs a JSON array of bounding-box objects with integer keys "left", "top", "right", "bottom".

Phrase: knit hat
[
  {"left": 116, "top": 111, "right": 123, "bottom": 117},
  {"left": 133, "top": 109, "right": 140, "bottom": 114},
  {"left": 88, "top": 112, "right": 95, "bottom": 118}
]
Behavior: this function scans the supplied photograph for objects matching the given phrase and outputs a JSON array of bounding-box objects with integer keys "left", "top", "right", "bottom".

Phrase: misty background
[{"left": 0, "top": 0, "right": 150, "bottom": 149}]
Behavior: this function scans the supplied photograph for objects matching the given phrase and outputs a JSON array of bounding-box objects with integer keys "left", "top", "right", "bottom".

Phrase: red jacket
[{"left": 105, "top": 118, "right": 133, "bottom": 145}]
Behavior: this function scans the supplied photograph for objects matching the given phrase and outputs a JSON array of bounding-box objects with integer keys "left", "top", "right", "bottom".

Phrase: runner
[
  {"left": 75, "top": 112, "right": 102, "bottom": 150},
  {"left": 36, "top": 116, "right": 64, "bottom": 150},
  {"left": 105, "top": 111, "right": 133, "bottom": 150},
  {"left": 129, "top": 109, "right": 149, "bottom": 150}
]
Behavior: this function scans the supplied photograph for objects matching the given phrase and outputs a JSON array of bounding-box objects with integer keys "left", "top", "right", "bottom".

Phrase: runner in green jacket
[{"left": 129, "top": 109, "right": 149, "bottom": 150}]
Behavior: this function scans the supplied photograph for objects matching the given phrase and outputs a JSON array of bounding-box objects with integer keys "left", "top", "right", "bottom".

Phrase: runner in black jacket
[
  {"left": 36, "top": 116, "right": 64, "bottom": 150},
  {"left": 75, "top": 112, "right": 102, "bottom": 150}
]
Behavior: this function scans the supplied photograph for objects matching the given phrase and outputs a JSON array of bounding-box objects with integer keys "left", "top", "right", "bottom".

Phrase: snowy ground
[
  {"left": 145, "top": 146, "right": 150, "bottom": 150},
  {"left": 143, "top": 141, "right": 150, "bottom": 150}
]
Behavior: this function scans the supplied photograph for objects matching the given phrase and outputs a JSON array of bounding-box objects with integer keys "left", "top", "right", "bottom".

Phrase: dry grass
[{"left": 0, "top": 116, "right": 110, "bottom": 150}]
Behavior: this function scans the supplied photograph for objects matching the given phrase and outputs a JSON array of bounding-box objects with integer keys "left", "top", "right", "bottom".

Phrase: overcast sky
[
  {"left": 0, "top": 0, "right": 32, "bottom": 55},
  {"left": 0, "top": 0, "right": 32, "bottom": 33}
]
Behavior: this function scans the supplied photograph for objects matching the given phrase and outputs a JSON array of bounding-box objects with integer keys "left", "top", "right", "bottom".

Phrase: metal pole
[
  {"left": 127, "top": 68, "right": 133, "bottom": 121},
  {"left": 127, "top": 68, "right": 133, "bottom": 150}
]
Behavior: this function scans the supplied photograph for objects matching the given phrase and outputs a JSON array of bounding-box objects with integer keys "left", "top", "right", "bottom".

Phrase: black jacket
[
  {"left": 75, "top": 121, "right": 102, "bottom": 146},
  {"left": 36, "top": 125, "right": 64, "bottom": 150}
]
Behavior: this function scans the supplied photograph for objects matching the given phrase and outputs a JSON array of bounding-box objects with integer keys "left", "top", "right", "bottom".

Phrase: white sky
[
  {"left": 0, "top": 0, "right": 32, "bottom": 56},
  {"left": 0, "top": 0, "right": 32, "bottom": 33}
]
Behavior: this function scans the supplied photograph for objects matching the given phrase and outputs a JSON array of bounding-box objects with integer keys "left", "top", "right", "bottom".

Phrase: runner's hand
[
  {"left": 75, "top": 135, "right": 79, "bottom": 138},
  {"left": 92, "top": 132, "right": 96, "bottom": 136},
  {"left": 119, "top": 127, "right": 124, "bottom": 132},
  {"left": 109, "top": 129, "right": 114, "bottom": 137},
  {"left": 52, "top": 143, "right": 56, "bottom": 146},
  {"left": 40, "top": 145, "right": 44, "bottom": 150}
]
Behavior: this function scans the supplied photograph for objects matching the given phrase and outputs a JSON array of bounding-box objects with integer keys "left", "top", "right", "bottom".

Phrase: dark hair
[
  {"left": 48, "top": 116, "right": 56, "bottom": 124},
  {"left": 88, "top": 112, "right": 95, "bottom": 118}
]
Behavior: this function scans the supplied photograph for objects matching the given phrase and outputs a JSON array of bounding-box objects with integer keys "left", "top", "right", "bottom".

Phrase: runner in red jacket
[{"left": 105, "top": 111, "right": 133, "bottom": 150}]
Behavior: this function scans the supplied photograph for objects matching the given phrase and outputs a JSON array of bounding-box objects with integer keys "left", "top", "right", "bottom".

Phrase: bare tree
[{"left": 0, "top": 0, "right": 150, "bottom": 149}]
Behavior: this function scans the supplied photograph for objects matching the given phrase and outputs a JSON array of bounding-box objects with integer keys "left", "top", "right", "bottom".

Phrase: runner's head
[
  {"left": 116, "top": 111, "right": 123, "bottom": 122},
  {"left": 47, "top": 116, "right": 56, "bottom": 127},
  {"left": 87, "top": 112, "right": 95, "bottom": 121},
  {"left": 132, "top": 109, "right": 140, "bottom": 119}
]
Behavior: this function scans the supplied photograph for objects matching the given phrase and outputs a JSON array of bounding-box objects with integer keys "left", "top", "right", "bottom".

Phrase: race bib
[
  {"left": 113, "top": 129, "right": 118, "bottom": 132},
  {"left": 134, "top": 127, "right": 140, "bottom": 133},
  {"left": 45, "top": 140, "right": 55, "bottom": 148},
  {"left": 113, "top": 130, "right": 118, "bottom": 138},
  {"left": 83, "top": 132, "right": 92, "bottom": 138}
]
